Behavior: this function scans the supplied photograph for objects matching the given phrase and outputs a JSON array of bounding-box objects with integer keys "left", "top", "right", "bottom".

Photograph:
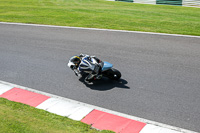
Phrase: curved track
[{"left": 0, "top": 23, "right": 200, "bottom": 132}]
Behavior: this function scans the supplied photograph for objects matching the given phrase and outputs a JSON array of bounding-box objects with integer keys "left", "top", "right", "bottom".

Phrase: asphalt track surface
[{"left": 0, "top": 23, "right": 200, "bottom": 132}]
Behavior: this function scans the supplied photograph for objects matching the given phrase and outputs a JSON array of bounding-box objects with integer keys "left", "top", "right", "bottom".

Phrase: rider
[{"left": 68, "top": 54, "right": 102, "bottom": 83}]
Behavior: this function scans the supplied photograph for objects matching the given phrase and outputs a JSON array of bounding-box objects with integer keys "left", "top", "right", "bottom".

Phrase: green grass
[
  {"left": 0, "top": 0, "right": 200, "bottom": 36},
  {"left": 0, "top": 98, "right": 113, "bottom": 133}
]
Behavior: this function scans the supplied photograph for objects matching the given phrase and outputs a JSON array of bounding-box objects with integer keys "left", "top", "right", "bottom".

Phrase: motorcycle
[
  {"left": 99, "top": 61, "right": 121, "bottom": 81},
  {"left": 70, "top": 55, "right": 121, "bottom": 82}
]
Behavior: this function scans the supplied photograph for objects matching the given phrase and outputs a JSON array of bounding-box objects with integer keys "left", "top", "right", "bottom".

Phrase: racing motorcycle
[
  {"left": 93, "top": 60, "right": 121, "bottom": 81},
  {"left": 69, "top": 55, "right": 121, "bottom": 82}
]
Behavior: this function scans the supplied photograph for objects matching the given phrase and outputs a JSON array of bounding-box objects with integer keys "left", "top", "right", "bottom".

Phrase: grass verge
[
  {"left": 0, "top": 98, "right": 113, "bottom": 133},
  {"left": 0, "top": 0, "right": 200, "bottom": 36}
]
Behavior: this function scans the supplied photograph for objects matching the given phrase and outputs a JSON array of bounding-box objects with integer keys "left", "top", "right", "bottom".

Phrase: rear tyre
[{"left": 103, "top": 68, "right": 121, "bottom": 80}]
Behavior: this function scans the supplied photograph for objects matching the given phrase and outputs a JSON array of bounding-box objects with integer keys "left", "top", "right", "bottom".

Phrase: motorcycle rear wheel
[{"left": 103, "top": 68, "right": 121, "bottom": 80}]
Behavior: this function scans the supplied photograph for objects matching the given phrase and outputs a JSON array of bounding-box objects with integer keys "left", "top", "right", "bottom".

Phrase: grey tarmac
[{"left": 0, "top": 23, "right": 200, "bottom": 132}]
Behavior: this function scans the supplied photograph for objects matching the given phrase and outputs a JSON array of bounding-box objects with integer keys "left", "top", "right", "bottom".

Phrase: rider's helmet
[{"left": 69, "top": 56, "right": 81, "bottom": 67}]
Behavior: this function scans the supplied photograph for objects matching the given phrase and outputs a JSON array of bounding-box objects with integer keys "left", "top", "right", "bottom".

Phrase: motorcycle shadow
[{"left": 79, "top": 77, "right": 130, "bottom": 91}]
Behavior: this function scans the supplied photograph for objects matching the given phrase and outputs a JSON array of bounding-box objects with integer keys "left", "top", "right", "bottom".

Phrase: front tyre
[{"left": 104, "top": 68, "right": 121, "bottom": 80}]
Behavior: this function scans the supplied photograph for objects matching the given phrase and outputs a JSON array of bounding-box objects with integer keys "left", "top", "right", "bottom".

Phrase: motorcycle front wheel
[{"left": 103, "top": 68, "right": 121, "bottom": 80}]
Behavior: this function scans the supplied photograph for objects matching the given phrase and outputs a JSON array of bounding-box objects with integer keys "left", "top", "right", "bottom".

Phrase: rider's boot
[
  {"left": 85, "top": 74, "right": 94, "bottom": 84},
  {"left": 96, "top": 74, "right": 102, "bottom": 79}
]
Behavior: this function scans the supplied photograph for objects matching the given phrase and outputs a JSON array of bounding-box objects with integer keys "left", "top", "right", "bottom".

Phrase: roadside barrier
[{"left": 115, "top": 0, "right": 200, "bottom": 7}]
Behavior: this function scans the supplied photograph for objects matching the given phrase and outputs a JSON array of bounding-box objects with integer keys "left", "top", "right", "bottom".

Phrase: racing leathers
[{"left": 68, "top": 54, "right": 102, "bottom": 83}]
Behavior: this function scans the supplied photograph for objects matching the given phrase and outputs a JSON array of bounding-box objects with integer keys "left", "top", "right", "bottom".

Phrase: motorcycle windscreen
[{"left": 102, "top": 61, "right": 113, "bottom": 71}]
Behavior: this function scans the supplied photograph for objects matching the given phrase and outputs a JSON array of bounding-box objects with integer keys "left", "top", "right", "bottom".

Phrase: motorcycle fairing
[{"left": 102, "top": 61, "right": 113, "bottom": 72}]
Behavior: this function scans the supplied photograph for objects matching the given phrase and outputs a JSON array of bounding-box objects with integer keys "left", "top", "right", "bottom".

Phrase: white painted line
[
  {"left": 36, "top": 98, "right": 60, "bottom": 110},
  {"left": 0, "top": 22, "right": 200, "bottom": 38},
  {"left": 38, "top": 98, "right": 79, "bottom": 117},
  {"left": 46, "top": 100, "right": 80, "bottom": 117},
  {"left": 0, "top": 83, "right": 13, "bottom": 95},
  {"left": 140, "top": 124, "right": 181, "bottom": 133},
  {"left": 68, "top": 106, "right": 94, "bottom": 121},
  {"left": 160, "top": 127, "right": 183, "bottom": 133},
  {"left": 140, "top": 124, "right": 161, "bottom": 133},
  {"left": 37, "top": 97, "right": 94, "bottom": 120},
  {"left": 0, "top": 80, "right": 197, "bottom": 133}
]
